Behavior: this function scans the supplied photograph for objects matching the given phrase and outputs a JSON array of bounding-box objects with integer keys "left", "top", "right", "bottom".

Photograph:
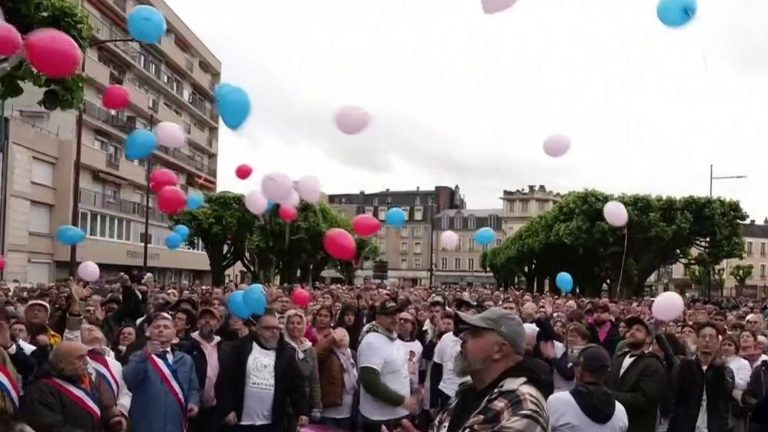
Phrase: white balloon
[
  {"left": 543, "top": 134, "right": 571, "bottom": 158},
  {"left": 279, "top": 189, "right": 300, "bottom": 208},
  {"left": 154, "top": 121, "right": 186, "bottom": 149},
  {"left": 244, "top": 190, "right": 268, "bottom": 215},
  {"left": 295, "top": 175, "right": 321, "bottom": 204},
  {"left": 334, "top": 106, "right": 371, "bottom": 135},
  {"left": 603, "top": 201, "right": 629, "bottom": 227},
  {"left": 440, "top": 231, "right": 459, "bottom": 250},
  {"left": 652, "top": 291, "right": 685, "bottom": 321},
  {"left": 261, "top": 172, "right": 293, "bottom": 202},
  {"left": 77, "top": 261, "right": 100, "bottom": 282}
]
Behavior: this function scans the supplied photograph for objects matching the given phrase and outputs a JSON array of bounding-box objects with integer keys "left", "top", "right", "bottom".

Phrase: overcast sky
[{"left": 166, "top": 0, "right": 768, "bottom": 220}]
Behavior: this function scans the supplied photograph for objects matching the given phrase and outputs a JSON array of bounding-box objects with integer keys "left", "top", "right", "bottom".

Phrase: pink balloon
[
  {"left": 481, "top": 0, "right": 518, "bottom": 14},
  {"left": 279, "top": 206, "right": 298, "bottom": 223},
  {"left": 440, "top": 231, "right": 459, "bottom": 249},
  {"left": 102, "top": 85, "right": 131, "bottom": 110},
  {"left": 603, "top": 201, "right": 629, "bottom": 227},
  {"left": 77, "top": 261, "right": 100, "bottom": 283},
  {"left": 543, "top": 134, "right": 571, "bottom": 158},
  {"left": 301, "top": 426, "right": 345, "bottom": 432},
  {"left": 235, "top": 164, "right": 252, "bottom": 180},
  {"left": 0, "top": 255, "right": 5, "bottom": 271},
  {"left": 155, "top": 121, "right": 186, "bottom": 149},
  {"left": 295, "top": 175, "right": 321, "bottom": 204},
  {"left": 261, "top": 172, "right": 293, "bottom": 202},
  {"left": 323, "top": 228, "right": 357, "bottom": 261},
  {"left": 291, "top": 288, "right": 311, "bottom": 308},
  {"left": 149, "top": 168, "right": 179, "bottom": 193},
  {"left": 352, "top": 214, "right": 381, "bottom": 238},
  {"left": 24, "top": 28, "right": 83, "bottom": 79},
  {"left": 334, "top": 106, "right": 371, "bottom": 135},
  {"left": 157, "top": 186, "right": 187, "bottom": 215},
  {"left": 244, "top": 190, "right": 268, "bottom": 215},
  {"left": 0, "top": 22, "right": 22, "bottom": 57},
  {"left": 652, "top": 291, "right": 684, "bottom": 321},
  {"left": 279, "top": 190, "right": 300, "bottom": 208}
]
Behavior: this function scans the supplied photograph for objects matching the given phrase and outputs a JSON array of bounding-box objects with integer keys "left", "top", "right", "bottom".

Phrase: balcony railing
[
  {"left": 156, "top": 146, "right": 216, "bottom": 178},
  {"left": 83, "top": 100, "right": 134, "bottom": 134},
  {"left": 105, "top": 153, "right": 120, "bottom": 170},
  {"left": 79, "top": 188, "right": 168, "bottom": 224}
]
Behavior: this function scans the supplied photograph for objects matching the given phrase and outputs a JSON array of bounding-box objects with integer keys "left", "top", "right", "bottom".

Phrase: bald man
[{"left": 21, "top": 341, "right": 110, "bottom": 432}]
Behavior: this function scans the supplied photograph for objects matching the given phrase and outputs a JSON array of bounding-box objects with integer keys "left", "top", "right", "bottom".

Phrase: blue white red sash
[
  {"left": 147, "top": 351, "right": 186, "bottom": 414},
  {"left": 88, "top": 351, "right": 119, "bottom": 399},
  {"left": 43, "top": 378, "right": 100, "bottom": 420},
  {"left": 0, "top": 364, "right": 20, "bottom": 412}
]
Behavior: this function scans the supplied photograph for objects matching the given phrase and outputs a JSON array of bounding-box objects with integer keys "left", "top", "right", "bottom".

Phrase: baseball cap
[
  {"left": 623, "top": 316, "right": 654, "bottom": 337},
  {"left": 198, "top": 307, "right": 220, "bottom": 320},
  {"left": 376, "top": 299, "right": 401, "bottom": 316},
  {"left": 25, "top": 300, "right": 50, "bottom": 317},
  {"left": 575, "top": 345, "right": 612, "bottom": 373},
  {"left": 454, "top": 307, "right": 525, "bottom": 355}
]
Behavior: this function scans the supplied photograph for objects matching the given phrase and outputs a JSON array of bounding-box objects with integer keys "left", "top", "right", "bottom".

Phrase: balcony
[
  {"left": 79, "top": 188, "right": 168, "bottom": 224},
  {"left": 85, "top": 55, "right": 110, "bottom": 86},
  {"left": 106, "top": 153, "right": 120, "bottom": 170},
  {"left": 160, "top": 36, "right": 188, "bottom": 73},
  {"left": 188, "top": 124, "right": 208, "bottom": 147},
  {"left": 156, "top": 146, "right": 216, "bottom": 179},
  {"left": 83, "top": 100, "right": 134, "bottom": 134}
]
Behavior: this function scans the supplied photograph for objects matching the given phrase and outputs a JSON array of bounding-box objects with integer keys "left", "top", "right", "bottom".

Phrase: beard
[
  {"left": 199, "top": 324, "right": 214, "bottom": 339},
  {"left": 454, "top": 350, "right": 488, "bottom": 378},
  {"left": 593, "top": 317, "right": 606, "bottom": 326},
  {"left": 625, "top": 338, "right": 646, "bottom": 351}
]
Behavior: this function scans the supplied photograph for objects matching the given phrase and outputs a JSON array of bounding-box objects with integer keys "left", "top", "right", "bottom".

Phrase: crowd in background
[{"left": 0, "top": 272, "right": 766, "bottom": 431}]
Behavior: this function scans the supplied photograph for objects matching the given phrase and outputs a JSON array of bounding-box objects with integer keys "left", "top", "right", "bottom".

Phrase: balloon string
[{"left": 617, "top": 226, "right": 629, "bottom": 297}]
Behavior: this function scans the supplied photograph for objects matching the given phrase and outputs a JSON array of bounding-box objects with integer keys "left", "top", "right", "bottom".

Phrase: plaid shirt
[{"left": 430, "top": 376, "right": 548, "bottom": 432}]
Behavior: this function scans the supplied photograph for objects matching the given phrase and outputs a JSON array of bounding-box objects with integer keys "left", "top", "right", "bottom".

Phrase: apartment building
[
  {"left": 327, "top": 186, "right": 464, "bottom": 285},
  {"left": 0, "top": 0, "right": 220, "bottom": 284},
  {"left": 432, "top": 209, "right": 503, "bottom": 285},
  {"left": 500, "top": 185, "right": 563, "bottom": 237}
]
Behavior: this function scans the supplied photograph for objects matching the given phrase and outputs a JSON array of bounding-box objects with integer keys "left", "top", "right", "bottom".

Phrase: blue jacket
[{"left": 124, "top": 349, "right": 200, "bottom": 432}]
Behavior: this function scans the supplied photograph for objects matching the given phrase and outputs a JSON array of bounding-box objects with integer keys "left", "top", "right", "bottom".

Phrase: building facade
[
  {"left": 500, "top": 185, "right": 563, "bottom": 237},
  {"left": 432, "top": 209, "right": 503, "bottom": 285},
  {"left": 0, "top": 0, "right": 220, "bottom": 284},
  {"left": 327, "top": 186, "right": 464, "bottom": 285}
]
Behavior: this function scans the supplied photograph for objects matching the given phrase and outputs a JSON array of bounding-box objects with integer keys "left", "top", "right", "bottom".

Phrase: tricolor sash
[
  {"left": 88, "top": 351, "right": 119, "bottom": 399},
  {"left": 43, "top": 378, "right": 100, "bottom": 420},
  {"left": 147, "top": 351, "right": 187, "bottom": 415},
  {"left": 0, "top": 364, "right": 20, "bottom": 412}
]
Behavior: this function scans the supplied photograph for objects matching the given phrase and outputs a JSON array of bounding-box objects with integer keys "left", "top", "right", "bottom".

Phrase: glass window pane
[
  {"left": 108, "top": 216, "right": 117, "bottom": 239},
  {"left": 99, "top": 215, "right": 108, "bottom": 237},
  {"left": 79, "top": 211, "right": 88, "bottom": 231},
  {"left": 117, "top": 219, "right": 124, "bottom": 240},
  {"left": 89, "top": 213, "right": 98, "bottom": 237}
]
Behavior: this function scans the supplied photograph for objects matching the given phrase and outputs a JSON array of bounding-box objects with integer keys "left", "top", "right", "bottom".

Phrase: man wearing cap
[
  {"left": 588, "top": 304, "right": 622, "bottom": 356},
  {"left": 547, "top": 345, "right": 628, "bottom": 431},
  {"left": 406, "top": 308, "right": 548, "bottom": 432},
  {"left": 606, "top": 317, "right": 665, "bottom": 432},
  {"left": 357, "top": 299, "right": 422, "bottom": 432}
]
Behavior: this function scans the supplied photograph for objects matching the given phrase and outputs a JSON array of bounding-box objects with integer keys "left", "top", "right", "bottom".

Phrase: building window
[
  {"left": 412, "top": 226, "right": 423, "bottom": 238},
  {"left": 400, "top": 241, "right": 408, "bottom": 253},
  {"left": 508, "top": 201, "right": 515, "bottom": 213},
  {"left": 365, "top": 206, "right": 374, "bottom": 215},
  {"left": 377, "top": 238, "right": 386, "bottom": 253},
  {"left": 400, "top": 228, "right": 409, "bottom": 238},
  {"left": 414, "top": 258, "right": 421, "bottom": 269},
  {"left": 140, "top": 231, "right": 153, "bottom": 244},
  {"left": 454, "top": 215, "right": 463, "bottom": 229},
  {"left": 414, "top": 242, "right": 422, "bottom": 254},
  {"left": 31, "top": 159, "right": 54, "bottom": 186},
  {"left": 415, "top": 196, "right": 421, "bottom": 205},
  {"left": 762, "top": 242, "right": 766, "bottom": 257},
  {"left": 414, "top": 206, "right": 423, "bottom": 220},
  {"left": 440, "top": 257, "right": 448, "bottom": 270},
  {"left": 467, "top": 216, "right": 476, "bottom": 230},
  {"left": 104, "top": 184, "right": 120, "bottom": 203},
  {"left": 468, "top": 258, "right": 475, "bottom": 271},
  {"left": 468, "top": 239, "right": 475, "bottom": 252},
  {"left": 521, "top": 201, "right": 529, "bottom": 213},
  {"left": 496, "top": 238, "right": 502, "bottom": 246},
  {"left": 761, "top": 264, "right": 767, "bottom": 279},
  {"left": 538, "top": 201, "right": 546, "bottom": 212},
  {"left": 93, "top": 135, "right": 109, "bottom": 150},
  {"left": 454, "top": 258, "right": 461, "bottom": 270},
  {"left": 457, "top": 237, "right": 463, "bottom": 251},
  {"left": 441, "top": 215, "right": 449, "bottom": 230},
  {"left": 401, "top": 207, "right": 410, "bottom": 220},
  {"left": 378, "top": 207, "right": 387, "bottom": 221},
  {"left": 29, "top": 203, "right": 51, "bottom": 234},
  {"left": 372, "top": 197, "right": 378, "bottom": 206},
  {"left": 428, "top": 196, "right": 434, "bottom": 205},
  {"left": 27, "top": 260, "right": 52, "bottom": 284},
  {"left": 400, "top": 258, "right": 408, "bottom": 269},
  {"left": 747, "top": 241, "right": 753, "bottom": 255},
  {"left": 489, "top": 214, "right": 498, "bottom": 228},
  {"left": 80, "top": 210, "right": 132, "bottom": 242}
]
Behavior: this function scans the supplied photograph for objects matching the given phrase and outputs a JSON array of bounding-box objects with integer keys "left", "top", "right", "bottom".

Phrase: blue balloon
[
  {"left": 657, "top": 0, "right": 696, "bottom": 28},
  {"left": 227, "top": 291, "right": 252, "bottom": 319},
  {"left": 214, "top": 83, "right": 251, "bottom": 130},
  {"left": 127, "top": 5, "right": 167, "bottom": 44},
  {"left": 244, "top": 284, "right": 267, "bottom": 315},
  {"left": 173, "top": 225, "right": 190, "bottom": 241},
  {"left": 556, "top": 272, "right": 574, "bottom": 293},
  {"left": 124, "top": 129, "right": 157, "bottom": 161},
  {"left": 187, "top": 192, "right": 205, "bottom": 210},
  {"left": 165, "top": 232, "right": 182, "bottom": 250},
  {"left": 56, "top": 225, "right": 86, "bottom": 246},
  {"left": 266, "top": 200, "right": 275, "bottom": 212},
  {"left": 473, "top": 227, "right": 497, "bottom": 246},
  {"left": 385, "top": 208, "right": 407, "bottom": 228}
]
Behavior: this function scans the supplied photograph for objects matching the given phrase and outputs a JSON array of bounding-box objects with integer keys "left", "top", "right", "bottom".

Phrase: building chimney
[
  {"left": 416, "top": 186, "right": 420, "bottom": 191},
  {"left": 750, "top": 219, "right": 756, "bottom": 224},
  {"left": 764, "top": 217, "right": 768, "bottom": 225},
  {"left": 528, "top": 185, "right": 536, "bottom": 193}
]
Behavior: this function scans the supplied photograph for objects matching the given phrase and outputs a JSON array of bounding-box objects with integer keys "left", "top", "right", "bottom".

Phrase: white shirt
[
  {"left": 695, "top": 366, "right": 708, "bottom": 432},
  {"left": 434, "top": 332, "right": 470, "bottom": 397},
  {"left": 240, "top": 343, "right": 276, "bottom": 426},
  {"left": 726, "top": 356, "right": 752, "bottom": 391},
  {"left": 620, "top": 353, "right": 639, "bottom": 377},
  {"left": 547, "top": 390, "right": 628, "bottom": 432},
  {"left": 357, "top": 332, "right": 410, "bottom": 421},
  {"left": 395, "top": 339, "right": 423, "bottom": 390}
]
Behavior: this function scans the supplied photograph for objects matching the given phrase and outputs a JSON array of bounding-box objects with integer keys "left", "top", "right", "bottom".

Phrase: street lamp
[{"left": 709, "top": 164, "right": 747, "bottom": 197}]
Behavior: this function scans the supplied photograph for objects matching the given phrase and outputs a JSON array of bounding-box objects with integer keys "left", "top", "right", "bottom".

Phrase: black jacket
[
  {"left": 21, "top": 374, "right": 105, "bottom": 432},
  {"left": 215, "top": 335, "right": 309, "bottom": 429},
  {"left": 588, "top": 322, "right": 622, "bottom": 356},
  {"left": 606, "top": 350, "right": 666, "bottom": 432},
  {"left": 668, "top": 356, "right": 734, "bottom": 432}
]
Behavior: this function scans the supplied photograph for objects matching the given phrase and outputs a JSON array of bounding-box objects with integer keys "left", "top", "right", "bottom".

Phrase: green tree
[
  {"left": 490, "top": 190, "right": 747, "bottom": 297},
  {"left": 0, "top": 0, "right": 91, "bottom": 110},
  {"left": 730, "top": 263, "right": 754, "bottom": 285},
  {"left": 170, "top": 192, "right": 255, "bottom": 286}
]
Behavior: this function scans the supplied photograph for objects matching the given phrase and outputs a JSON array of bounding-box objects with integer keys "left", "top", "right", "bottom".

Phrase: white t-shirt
[
  {"left": 357, "top": 332, "right": 410, "bottom": 421},
  {"left": 434, "top": 332, "right": 470, "bottom": 397},
  {"left": 240, "top": 343, "right": 276, "bottom": 426},
  {"left": 547, "top": 391, "right": 628, "bottom": 432},
  {"left": 395, "top": 339, "right": 423, "bottom": 390}
]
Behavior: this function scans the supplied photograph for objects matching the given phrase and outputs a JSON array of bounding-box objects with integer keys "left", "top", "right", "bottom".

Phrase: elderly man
[{"left": 21, "top": 341, "right": 118, "bottom": 431}]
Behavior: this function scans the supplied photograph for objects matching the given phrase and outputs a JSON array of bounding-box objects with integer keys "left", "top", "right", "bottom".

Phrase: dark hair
[
  {"left": 111, "top": 325, "right": 137, "bottom": 349},
  {"left": 721, "top": 333, "right": 740, "bottom": 353},
  {"left": 312, "top": 306, "right": 333, "bottom": 327},
  {"left": 696, "top": 321, "right": 719, "bottom": 337},
  {"left": 662, "top": 332, "right": 688, "bottom": 357},
  {"left": 566, "top": 323, "right": 591, "bottom": 343}
]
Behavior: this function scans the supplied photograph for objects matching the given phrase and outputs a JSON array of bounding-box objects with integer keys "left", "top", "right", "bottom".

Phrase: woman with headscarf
[
  {"left": 284, "top": 309, "right": 322, "bottom": 425},
  {"left": 334, "top": 303, "right": 363, "bottom": 353},
  {"left": 317, "top": 327, "right": 358, "bottom": 430}
]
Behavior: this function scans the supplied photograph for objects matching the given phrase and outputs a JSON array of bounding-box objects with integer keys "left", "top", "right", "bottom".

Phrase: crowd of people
[{"left": 0, "top": 272, "right": 766, "bottom": 431}]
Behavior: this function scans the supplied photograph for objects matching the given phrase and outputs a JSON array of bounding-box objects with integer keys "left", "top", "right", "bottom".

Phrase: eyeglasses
[
  {"left": 747, "top": 321, "right": 759, "bottom": 325},
  {"left": 258, "top": 326, "right": 281, "bottom": 332}
]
